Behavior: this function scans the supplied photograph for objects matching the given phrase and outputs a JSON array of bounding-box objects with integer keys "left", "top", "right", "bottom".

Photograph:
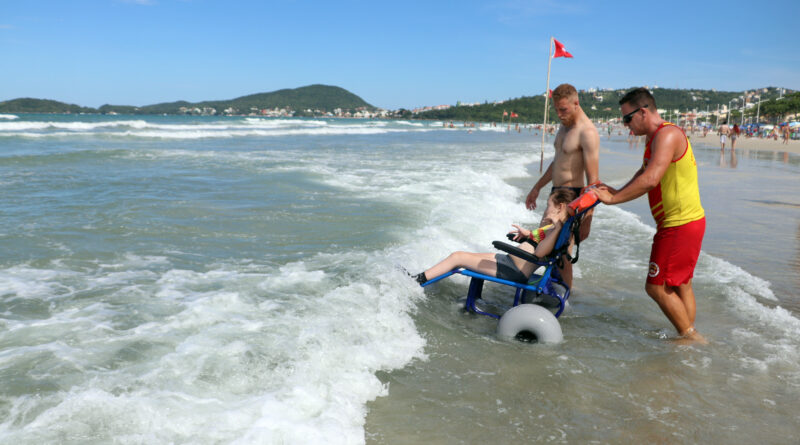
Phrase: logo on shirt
[{"left": 648, "top": 262, "right": 660, "bottom": 278}]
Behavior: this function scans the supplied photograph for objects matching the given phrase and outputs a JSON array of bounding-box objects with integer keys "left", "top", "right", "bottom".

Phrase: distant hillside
[
  {"left": 418, "top": 87, "right": 795, "bottom": 123},
  {"left": 204, "top": 84, "right": 375, "bottom": 113},
  {"left": 100, "top": 84, "right": 375, "bottom": 115},
  {"left": 1, "top": 85, "right": 375, "bottom": 115},
  {"left": 0, "top": 98, "right": 96, "bottom": 114}
]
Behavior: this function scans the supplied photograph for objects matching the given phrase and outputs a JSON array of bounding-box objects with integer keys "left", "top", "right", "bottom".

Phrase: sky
[{"left": 2, "top": 0, "right": 798, "bottom": 110}]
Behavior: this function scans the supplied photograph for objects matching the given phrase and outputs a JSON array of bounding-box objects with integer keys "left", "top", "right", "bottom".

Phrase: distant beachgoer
[
  {"left": 731, "top": 124, "right": 740, "bottom": 150},
  {"left": 783, "top": 125, "right": 791, "bottom": 144},
  {"left": 525, "top": 83, "right": 599, "bottom": 289},
  {"left": 718, "top": 123, "right": 729, "bottom": 151},
  {"left": 593, "top": 87, "right": 706, "bottom": 344}
]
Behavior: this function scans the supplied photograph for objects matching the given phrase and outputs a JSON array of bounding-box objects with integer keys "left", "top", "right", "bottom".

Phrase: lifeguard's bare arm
[
  {"left": 581, "top": 125, "right": 600, "bottom": 185},
  {"left": 600, "top": 130, "right": 679, "bottom": 205},
  {"left": 526, "top": 162, "right": 553, "bottom": 210}
]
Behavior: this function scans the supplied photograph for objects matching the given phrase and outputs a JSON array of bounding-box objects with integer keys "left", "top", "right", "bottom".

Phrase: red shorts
[{"left": 647, "top": 217, "right": 705, "bottom": 286}]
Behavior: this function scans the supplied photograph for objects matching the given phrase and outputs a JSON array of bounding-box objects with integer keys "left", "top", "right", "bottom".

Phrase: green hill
[
  {"left": 1, "top": 85, "right": 375, "bottom": 115},
  {"left": 0, "top": 98, "right": 95, "bottom": 114},
  {"left": 1, "top": 85, "right": 795, "bottom": 121},
  {"left": 202, "top": 84, "right": 373, "bottom": 113},
  {"left": 418, "top": 87, "right": 794, "bottom": 123},
  {"left": 125, "top": 84, "right": 375, "bottom": 115}
]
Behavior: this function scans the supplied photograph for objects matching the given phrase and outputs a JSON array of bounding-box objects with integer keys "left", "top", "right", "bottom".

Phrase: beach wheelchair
[{"left": 420, "top": 191, "right": 600, "bottom": 343}]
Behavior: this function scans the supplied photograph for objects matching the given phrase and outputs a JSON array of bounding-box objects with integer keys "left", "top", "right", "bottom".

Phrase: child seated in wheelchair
[{"left": 412, "top": 188, "right": 578, "bottom": 285}]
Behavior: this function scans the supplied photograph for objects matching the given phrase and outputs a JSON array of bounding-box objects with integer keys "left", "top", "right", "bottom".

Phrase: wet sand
[{"left": 689, "top": 132, "right": 799, "bottom": 154}]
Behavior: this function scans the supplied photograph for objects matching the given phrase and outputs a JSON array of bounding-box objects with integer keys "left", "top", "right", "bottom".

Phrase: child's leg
[{"left": 424, "top": 251, "right": 498, "bottom": 279}]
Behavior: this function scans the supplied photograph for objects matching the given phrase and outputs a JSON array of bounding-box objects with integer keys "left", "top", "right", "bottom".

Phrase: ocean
[{"left": 0, "top": 114, "right": 797, "bottom": 444}]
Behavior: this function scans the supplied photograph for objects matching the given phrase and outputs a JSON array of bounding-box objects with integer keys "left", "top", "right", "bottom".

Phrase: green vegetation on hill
[
  {"left": 1, "top": 85, "right": 374, "bottom": 116},
  {"left": 206, "top": 85, "right": 373, "bottom": 113},
  {"left": 0, "top": 98, "right": 95, "bottom": 114},
  {"left": 134, "top": 84, "right": 375, "bottom": 115},
  {"left": 755, "top": 91, "right": 800, "bottom": 120},
  {"left": 418, "top": 87, "right": 794, "bottom": 124},
  {"left": 1, "top": 85, "right": 796, "bottom": 122}
]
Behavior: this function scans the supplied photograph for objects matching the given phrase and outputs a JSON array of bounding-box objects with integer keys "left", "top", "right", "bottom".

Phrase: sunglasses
[{"left": 622, "top": 104, "right": 648, "bottom": 124}]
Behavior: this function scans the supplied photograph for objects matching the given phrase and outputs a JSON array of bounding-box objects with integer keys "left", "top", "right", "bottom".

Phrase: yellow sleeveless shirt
[{"left": 643, "top": 123, "right": 705, "bottom": 229}]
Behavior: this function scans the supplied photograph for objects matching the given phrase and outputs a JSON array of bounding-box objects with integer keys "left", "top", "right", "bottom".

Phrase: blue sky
[{"left": 2, "top": 0, "right": 798, "bottom": 110}]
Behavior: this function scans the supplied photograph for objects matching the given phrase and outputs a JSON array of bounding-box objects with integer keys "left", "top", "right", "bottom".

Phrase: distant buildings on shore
[{"left": 176, "top": 105, "right": 392, "bottom": 119}]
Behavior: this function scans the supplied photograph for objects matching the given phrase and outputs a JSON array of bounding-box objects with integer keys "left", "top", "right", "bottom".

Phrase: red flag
[
  {"left": 548, "top": 89, "right": 553, "bottom": 98},
  {"left": 503, "top": 110, "right": 508, "bottom": 116},
  {"left": 553, "top": 38, "right": 573, "bottom": 58},
  {"left": 510, "top": 112, "right": 519, "bottom": 118}
]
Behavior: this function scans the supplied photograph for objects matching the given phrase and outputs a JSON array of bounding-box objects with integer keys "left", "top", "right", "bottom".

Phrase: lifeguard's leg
[
  {"left": 645, "top": 282, "right": 693, "bottom": 335},
  {"left": 424, "top": 252, "right": 498, "bottom": 280},
  {"left": 675, "top": 280, "right": 697, "bottom": 326}
]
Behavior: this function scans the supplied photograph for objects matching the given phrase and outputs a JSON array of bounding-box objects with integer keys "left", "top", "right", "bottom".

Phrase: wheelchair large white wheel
[{"left": 497, "top": 304, "right": 563, "bottom": 344}]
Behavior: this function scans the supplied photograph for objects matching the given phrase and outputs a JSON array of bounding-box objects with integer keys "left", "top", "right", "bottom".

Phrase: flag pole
[{"left": 540, "top": 36, "right": 553, "bottom": 173}]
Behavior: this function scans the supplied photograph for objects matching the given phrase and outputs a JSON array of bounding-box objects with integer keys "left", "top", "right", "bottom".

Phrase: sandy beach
[{"left": 689, "top": 132, "right": 800, "bottom": 154}]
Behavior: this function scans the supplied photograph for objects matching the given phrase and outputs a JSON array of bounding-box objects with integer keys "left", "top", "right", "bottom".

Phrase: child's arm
[
  {"left": 533, "top": 220, "right": 563, "bottom": 257},
  {"left": 509, "top": 223, "right": 554, "bottom": 244}
]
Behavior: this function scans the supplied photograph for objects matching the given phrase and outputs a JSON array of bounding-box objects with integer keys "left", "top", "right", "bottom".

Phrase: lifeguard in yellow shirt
[{"left": 594, "top": 87, "right": 707, "bottom": 344}]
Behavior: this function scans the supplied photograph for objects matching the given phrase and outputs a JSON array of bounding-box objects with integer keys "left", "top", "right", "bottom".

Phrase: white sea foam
[
  {"left": 0, "top": 114, "right": 19, "bottom": 120},
  {"left": 0, "top": 119, "right": 150, "bottom": 131},
  {"left": 394, "top": 120, "right": 424, "bottom": 127},
  {"left": 0, "top": 137, "right": 534, "bottom": 442},
  {"left": 0, "top": 250, "right": 425, "bottom": 443}
]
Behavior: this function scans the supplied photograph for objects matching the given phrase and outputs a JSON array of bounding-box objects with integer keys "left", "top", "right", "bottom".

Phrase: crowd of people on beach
[
  {"left": 716, "top": 121, "right": 796, "bottom": 149},
  {"left": 449, "top": 105, "right": 799, "bottom": 150}
]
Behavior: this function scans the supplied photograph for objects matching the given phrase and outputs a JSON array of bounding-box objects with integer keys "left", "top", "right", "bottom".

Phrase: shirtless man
[
  {"left": 525, "top": 83, "right": 600, "bottom": 288},
  {"left": 718, "top": 122, "right": 730, "bottom": 151}
]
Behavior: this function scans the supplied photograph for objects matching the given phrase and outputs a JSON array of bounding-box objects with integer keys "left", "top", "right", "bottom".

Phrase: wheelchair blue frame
[
  {"left": 420, "top": 197, "right": 599, "bottom": 322},
  {"left": 420, "top": 255, "right": 569, "bottom": 319}
]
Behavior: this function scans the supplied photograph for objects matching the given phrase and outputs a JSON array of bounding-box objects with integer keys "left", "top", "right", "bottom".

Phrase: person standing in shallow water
[
  {"left": 593, "top": 87, "right": 707, "bottom": 344},
  {"left": 525, "top": 83, "right": 600, "bottom": 289}
]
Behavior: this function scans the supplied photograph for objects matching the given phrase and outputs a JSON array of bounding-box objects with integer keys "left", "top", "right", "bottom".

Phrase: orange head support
[
  {"left": 581, "top": 181, "right": 603, "bottom": 193},
  {"left": 568, "top": 192, "right": 599, "bottom": 216}
]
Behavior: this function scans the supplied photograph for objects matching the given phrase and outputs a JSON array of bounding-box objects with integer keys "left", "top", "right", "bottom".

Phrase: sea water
[{"left": 0, "top": 115, "right": 797, "bottom": 444}]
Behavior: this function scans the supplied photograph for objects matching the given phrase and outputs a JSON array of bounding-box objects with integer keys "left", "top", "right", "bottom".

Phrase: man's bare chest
[{"left": 555, "top": 128, "right": 582, "bottom": 155}]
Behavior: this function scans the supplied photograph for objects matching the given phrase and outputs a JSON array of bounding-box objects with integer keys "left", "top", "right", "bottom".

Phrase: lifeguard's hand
[
  {"left": 591, "top": 186, "right": 614, "bottom": 204},
  {"left": 525, "top": 188, "right": 540, "bottom": 210}
]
